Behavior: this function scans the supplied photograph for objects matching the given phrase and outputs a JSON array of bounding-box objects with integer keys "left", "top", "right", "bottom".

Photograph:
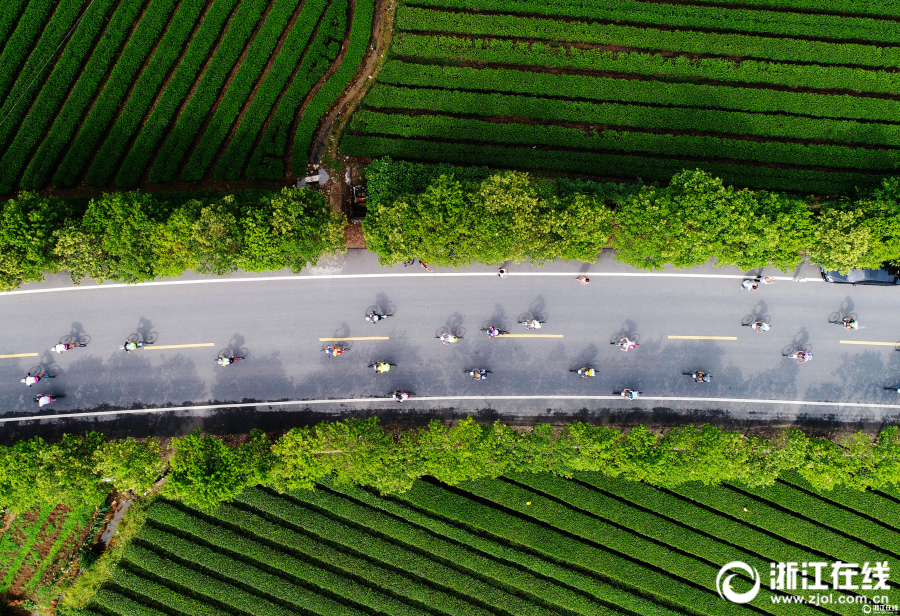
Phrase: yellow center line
[
  {"left": 319, "top": 337, "right": 390, "bottom": 341},
  {"left": 145, "top": 343, "right": 216, "bottom": 350},
  {"left": 668, "top": 335, "right": 737, "bottom": 341},
  {"left": 840, "top": 340, "right": 898, "bottom": 346},
  {"left": 0, "top": 352, "right": 38, "bottom": 359},
  {"left": 497, "top": 334, "right": 564, "bottom": 338}
]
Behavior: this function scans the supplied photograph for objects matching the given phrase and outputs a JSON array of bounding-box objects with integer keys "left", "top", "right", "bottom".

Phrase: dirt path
[{"left": 308, "top": 0, "right": 395, "bottom": 168}]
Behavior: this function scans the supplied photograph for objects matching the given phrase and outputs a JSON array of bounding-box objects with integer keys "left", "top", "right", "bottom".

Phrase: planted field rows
[
  {"left": 343, "top": 0, "right": 900, "bottom": 193},
  {"left": 0, "top": 0, "right": 372, "bottom": 193},
  {"left": 86, "top": 476, "right": 900, "bottom": 615}
]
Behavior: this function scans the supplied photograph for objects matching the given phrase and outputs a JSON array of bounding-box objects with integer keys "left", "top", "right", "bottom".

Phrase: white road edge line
[
  {"left": 3, "top": 394, "right": 897, "bottom": 423},
  {"left": 0, "top": 273, "right": 815, "bottom": 296}
]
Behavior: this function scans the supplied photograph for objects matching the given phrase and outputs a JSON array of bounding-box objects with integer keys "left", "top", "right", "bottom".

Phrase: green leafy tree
[
  {"left": 93, "top": 437, "right": 165, "bottom": 494},
  {"left": 54, "top": 192, "right": 157, "bottom": 283},
  {"left": 237, "top": 187, "right": 345, "bottom": 272},
  {"left": 166, "top": 429, "right": 271, "bottom": 510},
  {"left": 153, "top": 197, "right": 241, "bottom": 278},
  {"left": 0, "top": 192, "right": 74, "bottom": 290}
]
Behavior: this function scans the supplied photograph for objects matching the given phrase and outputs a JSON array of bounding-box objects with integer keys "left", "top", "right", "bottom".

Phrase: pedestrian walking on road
[
  {"left": 576, "top": 276, "right": 590, "bottom": 285},
  {"left": 498, "top": 268, "right": 509, "bottom": 278}
]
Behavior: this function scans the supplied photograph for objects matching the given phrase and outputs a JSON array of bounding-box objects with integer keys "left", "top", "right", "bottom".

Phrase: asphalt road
[{"left": 2, "top": 249, "right": 900, "bottom": 433}]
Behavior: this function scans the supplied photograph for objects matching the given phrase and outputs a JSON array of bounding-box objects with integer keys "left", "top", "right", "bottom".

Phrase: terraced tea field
[
  {"left": 0, "top": 0, "right": 375, "bottom": 193},
  {"left": 343, "top": 0, "right": 900, "bottom": 194},
  {"left": 84, "top": 472, "right": 900, "bottom": 615}
]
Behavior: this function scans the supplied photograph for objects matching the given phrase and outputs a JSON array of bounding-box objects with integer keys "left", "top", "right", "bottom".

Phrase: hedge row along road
[
  {"left": 342, "top": 0, "right": 900, "bottom": 194},
  {"left": 80, "top": 475, "right": 899, "bottom": 615},
  {"left": 0, "top": 0, "right": 376, "bottom": 194}
]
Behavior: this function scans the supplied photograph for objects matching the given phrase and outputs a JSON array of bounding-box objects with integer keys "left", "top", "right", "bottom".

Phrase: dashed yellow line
[
  {"left": 0, "top": 352, "right": 38, "bottom": 359},
  {"left": 145, "top": 343, "right": 215, "bottom": 350},
  {"left": 840, "top": 340, "right": 898, "bottom": 346},
  {"left": 319, "top": 337, "right": 390, "bottom": 341},
  {"left": 668, "top": 335, "right": 737, "bottom": 340}
]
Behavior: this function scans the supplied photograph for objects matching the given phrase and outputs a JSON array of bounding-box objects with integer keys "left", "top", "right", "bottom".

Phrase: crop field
[
  {"left": 0, "top": 0, "right": 376, "bottom": 194},
  {"left": 0, "top": 503, "right": 97, "bottom": 605},
  {"left": 84, "top": 471, "right": 899, "bottom": 615},
  {"left": 342, "top": 0, "right": 900, "bottom": 194}
]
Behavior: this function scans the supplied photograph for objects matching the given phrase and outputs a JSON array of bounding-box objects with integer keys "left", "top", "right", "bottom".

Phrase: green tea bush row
[
  {"left": 213, "top": 0, "right": 330, "bottom": 180},
  {"left": 148, "top": 0, "right": 270, "bottom": 184},
  {"left": 21, "top": 0, "right": 184, "bottom": 191},
  {"left": 379, "top": 62, "right": 900, "bottom": 124},
  {"left": 290, "top": 0, "right": 375, "bottom": 175},
  {"left": 350, "top": 108, "right": 900, "bottom": 171},
  {"left": 323, "top": 478, "right": 669, "bottom": 616},
  {"left": 393, "top": 33, "right": 900, "bottom": 96},
  {"left": 77, "top": 0, "right": 208, "bottom": 188},
  {"left": 92, "top": 589, "right": 169, "bottom": 616},
  {"left": 406, "top": 0, "right": 898, "bottom": 43},
  {"left": 398, "top": 5, "right": 900, "bottom": 68},
  {"left": 239, "top": 488, "right": 525, "bottom": 616},
  {"left": 0, "top": 0, "right": 137, "bottom": 194},
  {"left": 109, "top": 567, "right": 216, "bottom": 616},
  {"left": 110, "top": 0, "right": 240, "bottom": 189},
  {"left": 181, "top": 0, "right": 302, "bottom": 182},
  {"left": 779, "top": 471, "right": 900, "bottom": 529},
  {"left": 691, "top": 0, "right": 898, "bottom": 14},
  {"left": 0, "top": 0, "right": 34, "bottom": 67},
  {"left": 364, "top": 83, "right": 900, "bottom": 148},
  {"left": 245, "top": 0, "right": 349, "bottom": 179}
]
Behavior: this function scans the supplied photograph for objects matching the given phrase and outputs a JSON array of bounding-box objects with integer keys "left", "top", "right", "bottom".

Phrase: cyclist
[
  {"left": 691, "top": 371, "right": 712, "bottom": 383},
  {"left": 323, "top": 346, "right": 345, "bottom": 357},
  {"left": 469, "top": 368, "right": 488, "bottom": 380},
  {"left": 842, "top": 317, "right": 859, "bottom": 330},
  {"left": 487, "top": 326, "right": 500, "bottom": 339},
  {"left": 374, "top": 361, "right": 392, "bottom": 374},
  {"left": 53, "top": 342, "right": 75, "bottom": 354},
  {"left": 217, "top": 355, "right": 242, "bottom": 366},
  {"left": 440, "top": 333, "right": 459, "bottom": 345},
  {"left": 33, "top": 394, "right": 59, "bottom": 407},
  {"left": 794, "top": 350, "right": 813, "bottom": 363},
  {"left": 20, "top": 373, "right": 49, "bottom": 387},
  {"left": 620, "top": 389, "right": 641, "bottom": 400},
  {"left": 750, "top": 321, "right": 770, "bottom": 333},
  {"left": 617, "top": 337, "right": 637, "bottom": 352},
  {"left": 366, "top": 311, "right": 386, "bottom": 323},
  {"left": 577, "top": 367, "right": 596, "bottom": 378},
  {"left": 523, "top": 319, "right": 542, "bottom": 330},
  {"left": 392, "top": 390, "right": 410, "bottom": 402},
  {"left": 121, "top": 340, "right": 141, "bottom": 353}
]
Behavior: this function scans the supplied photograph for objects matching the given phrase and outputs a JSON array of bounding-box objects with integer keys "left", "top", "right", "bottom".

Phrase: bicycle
[
  {"left": 34, "top": 394, "right": 64, "bottom": 407},
  {"left": 120, "top": 340, "right": 150, "bottom": 353},
  {"left": 466, "top": 368, "right": 491, "bottom": 380},
  {"left": 368, "top": 362, "right": 396, "bottom": 373},
  {"left": 391, "top": 390, "right": 415, "bottom": 402},
  {"left": 743, "top": 320, "right": 770, "bottom": 333},
  {"left": 831, "top": 317, "right": 859, "bottom": 330},
  {"left": 788, "top": 351, "right": 813, "bottom": 363},
  {"left": 614, "top": 389, "right": 643, "bottom": 400},
  {"left": 683, "top": 371, "right": 712, "bottom": 383},
  {"left": 21, "top": 373, "right": 54, "bottom": 387},
  {"left": 366, "top": 311, "right": 392, "bottom": 324},
  {"left": 612, "top": 338, "right": 638, "bottom": 351},
  {"left": 217, "top": 356, "right": 244, "bottom": 366},
  {"left": 322, "top": 346, "right": 348, "bottom": 357},
  {"left": 53, "top": 341, "right": 86, "bottom": 353},
  {"left": 481, "top": 327, "right": 510, "bottom": 338},
  {"left": 571, "top": 367, "right": 596, "bottom": 378},
  {"left": 436, "top": 333, "right": 463, "bottom": 345},
  {"left": 518, "top": 319, "right": 545, "bottom": 330}
]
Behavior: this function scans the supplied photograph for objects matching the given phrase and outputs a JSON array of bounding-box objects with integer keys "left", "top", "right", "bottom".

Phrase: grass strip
[
  {"left": 0, "top": 0, "right": 134, "bottom": 193},
  {"left": 91, "top": 588, "right": 171, "bottom": 616},
  {"left": 364, "top": 83, "right": 900, "bottom": 148},
  {"left": 510, "top": 473, "right": 863, "bottom": 614},
  {"left": 396, "top": 479, "right": 745, "bottom": 616},
  {"left": 378, "top": 62, "right": 900, "bottom": 125},
  {"left": 321, "top": 478, "right": 677, "bottom": 616},
  {"left": 110, "top": 566, "right": 227, "bottom": 616},
  {"left": 671, "top": 482, "right": 897, "bottom": 569},
  {"left": 291, "top": 0, "right": 375, "bottom": 175},
  {"left": 147, "top": 500, "right": 425, "bottom": 616},
  {"left": 778, "top": 471, "right": 900, "bottom": 531},
  {"left": 234, "top": 488, "right": 497, "bottom": 616},
  {"left": 339, "top": 133, "right": 875, "bottom": 194},
  {"left": 125, "top": 543, "right": 302, "bottom": 616},
  {"left": 392, "top": 33, "right": 900, "bottom": 97},
  {"left": 397, "top": 6, "right": 900, "bottom": 69},
  {"left": 110, "top": 0, "right": 239, "bottom": 188},
  {"left": 0, "top": 504, "right": 55, "bottom": 591},
  {"left": 181, "top": 0, "right": 302, "bottom": 181},
  {"left": 148, "top": 0, "right": 272, "bottom": 184},
  {"left": 406, "top": 0, "right": 900, "bottom": 44},
  {"left": 213, "top": 0, "right": 329, "bottom": 180},
  {"left": 245, "top": 0, "right": 348, "bottom": 179},
  {"left": 22, "top": 504, "right": 94, "bottom": 596},
  {"left": 349, "top": 109, "right": 900, "bottom": 172},
  {"left": 239, "top": 487, "right": 543, "bottom": 616},
  {"left": 21, "top": 0, "right": 178, "bottom": 190},
  {"left": 71, "top": 0, "right": 206, "bottom": 188}
]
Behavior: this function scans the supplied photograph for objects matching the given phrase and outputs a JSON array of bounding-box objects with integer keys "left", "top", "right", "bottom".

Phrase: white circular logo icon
[{"left": 716, "top": 561, "right": 761, "bottom": 604}]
